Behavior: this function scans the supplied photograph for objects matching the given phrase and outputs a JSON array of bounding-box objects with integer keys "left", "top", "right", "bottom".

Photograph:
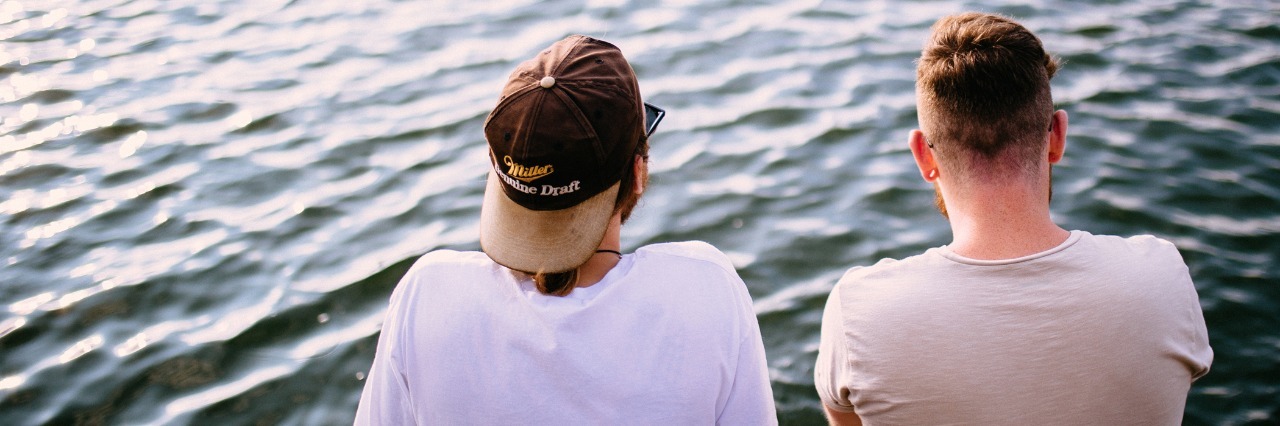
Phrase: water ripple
[{"left": 1, "top": 0, "right": 1277, "bottom": 424}]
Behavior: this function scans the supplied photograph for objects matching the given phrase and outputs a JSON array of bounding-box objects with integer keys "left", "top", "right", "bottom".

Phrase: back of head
[
  {"left": 916, "top": 13, "right": 1059, "bottom": 185},
  {"left": 479, "top": 35, "right": 651, "bottom": 296}
]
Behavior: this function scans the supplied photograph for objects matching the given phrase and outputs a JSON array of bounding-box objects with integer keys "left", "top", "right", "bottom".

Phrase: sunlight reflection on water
[{"left": 0, "top": 0, "right": 1277, "bottom": 424}]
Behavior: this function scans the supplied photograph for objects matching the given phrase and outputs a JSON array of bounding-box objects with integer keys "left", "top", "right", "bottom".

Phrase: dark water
[{"left": 1, "top": 0, "right": 1277, "bottom": 424}]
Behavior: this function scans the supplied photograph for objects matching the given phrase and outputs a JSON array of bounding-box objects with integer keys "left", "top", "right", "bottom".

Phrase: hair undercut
[
  {"left": 532, "top": 138, "right": 650, "bottom": 296},
  {"left": 917, "top": 12, "right": 1059, "bottom": 185}
]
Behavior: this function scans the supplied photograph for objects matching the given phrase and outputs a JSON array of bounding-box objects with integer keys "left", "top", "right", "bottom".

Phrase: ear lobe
[{"left": 909, "top": 130, "right": 939, "bottom": 182}]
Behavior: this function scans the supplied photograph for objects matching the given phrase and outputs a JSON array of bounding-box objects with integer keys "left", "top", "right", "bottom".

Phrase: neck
[
  {"left": 942, "top": 179, "right": 1069, "bottom": 260},
  {"left": 575, "top": 214, "right": 624, "bottom": 288}
]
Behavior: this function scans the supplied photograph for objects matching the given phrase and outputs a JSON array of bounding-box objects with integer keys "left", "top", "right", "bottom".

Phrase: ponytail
[{"left": 533, "top": 269, "right": 579, "bottom": 296}]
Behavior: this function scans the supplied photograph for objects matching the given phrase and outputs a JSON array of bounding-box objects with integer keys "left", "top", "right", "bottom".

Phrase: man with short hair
[{"left": 814, "top": 13, "right": 1212, "bottom": 425}]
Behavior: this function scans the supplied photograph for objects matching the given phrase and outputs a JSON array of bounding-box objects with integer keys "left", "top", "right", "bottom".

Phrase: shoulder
[
  {"left": 632, "top": 241, "right": 753, "bottom": 311},
  {"left": 1074, "top": 232, "right": 1196, "bottom": 299},
  {"left": 1098, "top": 232, "right": 1180, "bottom": 253},
  {"left": 830, "top": 249, "right": 952, "bottom": 312},
  {"left": 409, "top": 249, "right": 494, "bottom": 271},
  {"left": 1074, "top": 231, "right": 1187, "bottom": 265},
  {"left": 634, "top": 241, "right": 738, "bottom": 275},
  {"left": 393, "top": 250, "right": 500, "bottom": 300},
  {"left": 400, "top": 249, "right": 498, "bottom": 281},
  {"left": 836, "top": 249, "right": 944, "bottom": 286}
]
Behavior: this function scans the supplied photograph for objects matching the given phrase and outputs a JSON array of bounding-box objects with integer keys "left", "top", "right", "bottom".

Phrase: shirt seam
[{"left": 937, "top": 230, "right": 1084, "bottom": 266}]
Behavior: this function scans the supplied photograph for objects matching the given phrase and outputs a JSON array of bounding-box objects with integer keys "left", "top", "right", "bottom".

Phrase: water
[{"left": 1, "top": 0, "right": 1277, "bottom": 424}]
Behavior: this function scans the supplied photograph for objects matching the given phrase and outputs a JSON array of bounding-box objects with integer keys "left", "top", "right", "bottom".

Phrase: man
[
  {"left": 355, "top": 35, "right": 776, "bottom": 424},
  {"left": 814, "top": 13, "right": 1212, "bottom": 425}
]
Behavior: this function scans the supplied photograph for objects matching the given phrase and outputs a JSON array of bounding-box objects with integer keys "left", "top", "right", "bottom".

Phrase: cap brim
[{"left": 480, "top": 172, "right": 619, "bottom": 274}]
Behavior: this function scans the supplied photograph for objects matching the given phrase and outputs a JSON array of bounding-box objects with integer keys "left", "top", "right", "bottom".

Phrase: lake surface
[{"left": 2, "top": 0, "right": 1277, "bottom": 424}]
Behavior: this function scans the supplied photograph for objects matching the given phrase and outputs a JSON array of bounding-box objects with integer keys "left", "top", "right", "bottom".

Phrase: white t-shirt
[
  {"left": 355, "top": 241, "right": 777, "bottom": 425},
  {"left": 815, "top": 231, "right": 1212, "bottom": 425}
]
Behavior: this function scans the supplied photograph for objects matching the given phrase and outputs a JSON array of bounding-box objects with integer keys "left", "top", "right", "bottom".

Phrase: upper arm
[
  {"left": 354, "top": 262, "right": 424, "bottom": 425},
  {"left": 354, "top": 348, "right": 416, "bottom": 425},
  {"left": 814, "top": 283, "right": 857, "bottom": 413},
  {"left": 1173, "top": 252, "right": 1213, "bottom": 380},
  {"left": 715, "top": 319, "right": 778, "bottom": 425},
  {"left": 817, "top": 288, "right": 863, "bottom": 426},
  {"left": 824, "top": 403, "right": 863, "bottom": 426},
  {"left": 714, "top": 263, "right": 778, "bottom": 425}
]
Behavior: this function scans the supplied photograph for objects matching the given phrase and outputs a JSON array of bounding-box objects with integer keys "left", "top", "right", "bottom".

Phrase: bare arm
[{"left": 823, "top": 403, "right": 863, "bottom": 426}]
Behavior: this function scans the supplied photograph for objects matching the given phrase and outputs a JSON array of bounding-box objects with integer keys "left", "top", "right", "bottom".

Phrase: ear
[
  {"left": 631, "top": 154, "right": 647, "bottom": 195},
  {"left": 909, "top": 129, "right": 939, "bottom": 182},
  {"left": 1047, "top": 109, "right": 1068, "bottom": 164}
]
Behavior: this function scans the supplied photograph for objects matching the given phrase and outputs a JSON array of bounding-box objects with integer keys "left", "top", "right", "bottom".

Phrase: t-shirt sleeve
[
  {"left": 353, "top": 347, "right": 415, "bottom": 425},
  {"left": 814, "top": 282, "right": 857, "bottom": 413},
  {"left": 353, "top": 260, "right": 423, "bottom": 425},
  {"left": 1170, "top": 247, "right": 1213, "bottom": 381},
  {"left": 713, "top": 255, "right": 778, "bottom": 425}
]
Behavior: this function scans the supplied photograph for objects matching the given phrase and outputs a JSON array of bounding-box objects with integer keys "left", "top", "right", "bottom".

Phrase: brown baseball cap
[{"left": 479, "top": 35, "right": 647, "bottom": 274}]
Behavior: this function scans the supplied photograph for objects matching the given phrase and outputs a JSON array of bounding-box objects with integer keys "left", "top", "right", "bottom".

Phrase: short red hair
[{"left": 916, "top": 13, "right": 1059, "bottom": 184}]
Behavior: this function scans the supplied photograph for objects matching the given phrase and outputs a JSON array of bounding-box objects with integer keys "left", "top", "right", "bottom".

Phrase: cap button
[{"left": 539, "top": 76, "right": 555, "bottom": 88}]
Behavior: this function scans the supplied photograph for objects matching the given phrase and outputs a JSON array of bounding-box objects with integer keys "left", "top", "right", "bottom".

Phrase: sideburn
[
  {"left": 933, "top": 181, "right": 949, "bottom": 219},
  {"left": 1047, "top": 166, "right": 1053, "bottom": 204}
]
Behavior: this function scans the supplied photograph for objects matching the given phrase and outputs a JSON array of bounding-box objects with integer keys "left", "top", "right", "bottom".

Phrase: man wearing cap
[
  {"left": 813, "top": 13, "right": 1212, "bottom": 425},
  {"left": 355, "top": 35, "right": 777, "bottom": 425}
]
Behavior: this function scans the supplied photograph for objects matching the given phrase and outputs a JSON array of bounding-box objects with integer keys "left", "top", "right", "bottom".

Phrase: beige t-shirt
[{"left": 815, "top": 231, "right": 1212, "bottom": 425}]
